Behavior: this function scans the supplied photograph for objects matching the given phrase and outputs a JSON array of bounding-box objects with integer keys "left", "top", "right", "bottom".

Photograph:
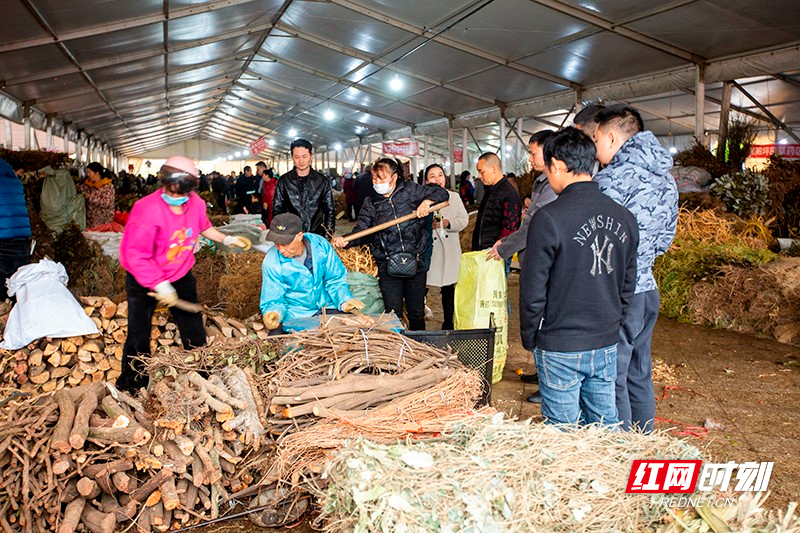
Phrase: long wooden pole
[{"left": 342, "top": 201, "right": 449, "bottom": 244}]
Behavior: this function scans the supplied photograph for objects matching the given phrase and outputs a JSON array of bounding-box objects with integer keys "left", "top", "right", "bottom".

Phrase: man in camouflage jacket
[{"left": 593, "top": 104, "right": 678, "bottom": 433}]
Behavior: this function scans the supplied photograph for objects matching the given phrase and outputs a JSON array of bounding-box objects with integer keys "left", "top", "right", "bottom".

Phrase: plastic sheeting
[{"left": 1, "top": 259, "right": 99, "bottom": 350}]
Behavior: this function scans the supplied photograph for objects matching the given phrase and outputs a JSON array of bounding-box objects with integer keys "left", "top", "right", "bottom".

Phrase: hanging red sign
[
  {"left": 749, "top": 144, "right": 800, "bottom": 159},
  {"left": 382, "top": 141, "right": 419, "bottom": 157},
  {"left": 249, "top": 136, "right": 267, "bottom": 156},
  {"left": 454, "top": 149, "right": 463, "bottom": 163}
]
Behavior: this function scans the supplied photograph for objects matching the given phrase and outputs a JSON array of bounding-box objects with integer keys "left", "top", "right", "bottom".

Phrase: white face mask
[{"left": 373, "top": 182, "right": 392, "bottom": 195}]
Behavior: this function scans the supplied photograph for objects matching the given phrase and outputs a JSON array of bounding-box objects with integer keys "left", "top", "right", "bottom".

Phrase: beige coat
[{"left": 427, "top": 190, "right": 469, "bottom": 287}]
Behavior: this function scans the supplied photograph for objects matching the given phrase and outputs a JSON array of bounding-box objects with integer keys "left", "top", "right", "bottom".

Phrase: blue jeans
[{"left": 534, "top": 344, "right": 619, "bottom": 427}]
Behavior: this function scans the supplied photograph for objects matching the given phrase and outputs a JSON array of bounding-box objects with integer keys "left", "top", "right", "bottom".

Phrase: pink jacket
[{"left": 119, "top": 191, "right": 211, "bottom": 289}]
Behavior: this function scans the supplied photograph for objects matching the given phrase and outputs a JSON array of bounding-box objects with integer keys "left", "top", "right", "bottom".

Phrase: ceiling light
[
  {"left": 389, "top": 74, "right": 404, "bottom": 92},
  {"left": 669, "top": 146, "right": 678, "bottom": 154},
  {"left": 324, "top": 109, "right": 335, "bottom": 121},
  {"left": 235, "top": 151, "right": 242, "bottom": 157},
  {"left": 227, "top": 155, "right": 233, "bottom": 160},
  {"left": 289, "top": 128, "right": 298, "bottom": 137},
  {"left": 334, "top": 143, "right": 342, "bottom": 151},
  {"left": 778, "top": 139, "right": 788, "bottom": 145},
  {"left": 268, "top": 139, "right": 275, "bottom": 146}
]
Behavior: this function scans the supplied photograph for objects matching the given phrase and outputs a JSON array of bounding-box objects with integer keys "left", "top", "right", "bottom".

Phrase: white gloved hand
[
  {"left": 153, "top": 281, "right": 179, "bottom": 307},
  {"left": 342, "top": 299, "right": 365, "bottom": 313},
  {"left": 262, "top": 311, "right": 280, "bottom": 330},
  {"left": 223, "top": 235, "right": 252, "bottom": 251}
]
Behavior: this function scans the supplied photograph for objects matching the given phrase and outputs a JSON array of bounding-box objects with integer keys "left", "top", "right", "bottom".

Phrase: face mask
[
  {"left": 373, "top": 182, "right": 392, "bottom": 195},
  {"left": 161, "top": 193, "right": 189, "bottom": 206}
]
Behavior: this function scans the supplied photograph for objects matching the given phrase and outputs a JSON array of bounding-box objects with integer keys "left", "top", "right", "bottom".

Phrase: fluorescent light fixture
[
  {"left": 324, "top": 109, "right": 335, "bottom": 121},
  {"left": 289, "top": 128, "right": 298, "bottom": 137},
  {"left": 389, "top": 74, "right": 404, "bottom": 91},
  {"left": 227, "top": 155, "right": 233, "bottom": 160},
  {"left": 268, "top": 139, "right": 275, "bottom": 146},
  {"left": 235, "top": 151, "right": 242, "bottom": 157},
  {"left": 779, "top": 139, "right": 788, "bottom": 145},
  {"left": 334, "top": 143, "right": 342, "bottom": 151},
  {"left": 669, "top": 146, "right": 678, "bottom": 154}
]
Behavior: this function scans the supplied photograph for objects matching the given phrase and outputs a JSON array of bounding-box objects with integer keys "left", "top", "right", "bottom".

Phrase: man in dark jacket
[
  {"left": 273, "top": 139, "right": 335, "bottom": 237},
  {"left": 472, "top": 153, "right": 521, "bottom": 251},
  {"left": 520, "top": 128, "right": 639, "bottom": 427},
  {"left": 234, "top": 166, "right": 259, "bottom": 214},
  {"left": 353, "top": 164, "right": 373, "bottom": 218},
  {"left": 0, "top": 159, "right": 32, "bottom": 302}
]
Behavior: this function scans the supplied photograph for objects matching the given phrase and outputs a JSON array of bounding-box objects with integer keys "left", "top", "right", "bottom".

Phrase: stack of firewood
[
  {"left": 0, "top": 363, "right": 268, "bottom": 532},
  {"left": 0, "top": 296, "right": 270, "bottom": 393}
]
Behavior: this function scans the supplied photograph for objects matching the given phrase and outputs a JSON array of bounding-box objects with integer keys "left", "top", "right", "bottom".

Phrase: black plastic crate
[{"left": 403, "top": 323, "right": 495, "bottom": 406}]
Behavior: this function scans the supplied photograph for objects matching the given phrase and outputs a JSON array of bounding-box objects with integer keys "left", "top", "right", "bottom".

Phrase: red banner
[
  {"left": 749, "top": 144, "right": 800, "bottom": 159},
  {"left": 454, "top": 149, "right": 463, "bottom": 163},
  {"left": 382, "top": 141, "right": 419, "bottom": 157},
  {"left": 249, "top": 136, "right": 267, "bottom": 156}
]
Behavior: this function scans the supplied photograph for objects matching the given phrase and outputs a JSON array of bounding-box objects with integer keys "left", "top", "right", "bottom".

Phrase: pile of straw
[{"left": 317, "top": 415, "right": 702, "bottom": 532}]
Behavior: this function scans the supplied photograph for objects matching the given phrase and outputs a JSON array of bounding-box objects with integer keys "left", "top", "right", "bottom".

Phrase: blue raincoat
[{"left": 259, "top": 232, "right": 353, "bottom": 320}]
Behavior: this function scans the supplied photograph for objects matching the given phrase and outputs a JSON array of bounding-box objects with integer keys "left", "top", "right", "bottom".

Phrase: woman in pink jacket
[{"left": 117, "top": 156, "right": 251, "bottom": 391}]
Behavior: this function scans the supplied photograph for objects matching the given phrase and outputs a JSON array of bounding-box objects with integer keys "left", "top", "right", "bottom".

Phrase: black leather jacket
[
  {"left": 350, "top": 180, "right": 449, "bottom": 265},
  {"left": 273, "top": 168, "right": 335, "bottom": 236}
]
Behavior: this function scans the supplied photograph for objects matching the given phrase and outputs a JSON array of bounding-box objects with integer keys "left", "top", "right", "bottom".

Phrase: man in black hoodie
[{"left": 520, "top": 127, "right": 638, "bottom": 427}]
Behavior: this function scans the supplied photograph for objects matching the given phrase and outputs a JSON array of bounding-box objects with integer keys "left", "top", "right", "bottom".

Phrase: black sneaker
[
  {"left": 526, "top": 391, "right": 542, "bottom": 404},
  {"left": 519, "top": 373, "right": 539, "bottom": 385}
]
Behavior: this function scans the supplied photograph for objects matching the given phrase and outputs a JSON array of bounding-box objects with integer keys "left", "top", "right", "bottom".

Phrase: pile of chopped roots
[{"left": 317, "top": 415, "right": 800, "bottom": 532}]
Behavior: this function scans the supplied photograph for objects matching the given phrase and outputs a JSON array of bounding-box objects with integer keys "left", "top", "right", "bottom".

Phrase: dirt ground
[{"left": 201, "top": 265, "right": 799, "bottom": 532}]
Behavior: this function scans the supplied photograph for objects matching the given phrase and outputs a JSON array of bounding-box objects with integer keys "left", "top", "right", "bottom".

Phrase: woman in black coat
[{"left": 333, "top": 158, "right": 448, "bottom": 330}]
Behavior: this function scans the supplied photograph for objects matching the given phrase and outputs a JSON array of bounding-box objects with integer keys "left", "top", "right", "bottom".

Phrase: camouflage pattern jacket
[{"left": 593, "top": 131, "right": 678, "bottom": 294}]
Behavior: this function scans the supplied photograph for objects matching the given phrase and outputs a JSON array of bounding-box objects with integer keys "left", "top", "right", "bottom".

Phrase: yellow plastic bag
[{"left": 454, "top": 251, "right": 508, "bottom": 384}]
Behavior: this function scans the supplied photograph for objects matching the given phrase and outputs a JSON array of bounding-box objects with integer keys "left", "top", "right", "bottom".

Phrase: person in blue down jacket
[
  {"left": 0, "top": 159, "right": 32, "bottom": 302},
  {"left": 592, "top": 104, "right": 679, "bottom": 433},
  {"left": 259, "top": 213, "right": 364, "bottom": 334}
]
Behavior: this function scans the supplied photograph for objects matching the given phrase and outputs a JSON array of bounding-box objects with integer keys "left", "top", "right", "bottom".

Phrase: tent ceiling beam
[
  {"left": 528, "top": 0, "right": 702, "bottom": 63},
  {"left": 328, "top": 0, "right": 579, "bottom": 90},
  {"left": 273, "top": 23, "right": 496, "bottom": 104},
  {"left": 0, "top": 0, "right": 261, "bottom": 53},
  {"left": 731, "top": 80, "right": 800, "bottom": 143}
]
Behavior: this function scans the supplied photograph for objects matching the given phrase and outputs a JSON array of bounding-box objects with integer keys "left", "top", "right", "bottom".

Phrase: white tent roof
[{"left": 1, "top": 0, "right": 799, "bottom": 158}]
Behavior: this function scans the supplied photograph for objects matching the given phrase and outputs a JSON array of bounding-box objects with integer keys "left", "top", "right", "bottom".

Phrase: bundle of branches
[
  {"left": 654, "top": 208, "right": 777, "bottom": 321},
  {"left": 145, "top": 334, "right": 281, "bottom": 381},
  {"left": 0, "top": 366, "right": 271, "bottom": 533},
  {"left": 763, "top": 155, "right": 800, "bottom": 238},
  {"left": 316, "top": 415, "right": 704, "bottom": 532},
  {"left": 335, "top": 245, "right": 378, "bottom": 276},
  {"left": 217, "top": 252, "right": 263, "bottom": 319},
  {"left": 114, "top": 193, "right": 142, "bottom": 213},
  {"left": 0, "top": 148, "right": 71, "bottom": 172},
  {"left": 690, "top": 257, "right": 800, "bottom": 345},
  {"left": 263, "top": 317, "right": 470, "bottom": 436},
  {"left": 674, "top": 139, "right": 732, "bottom": 180},
  {"left": 274, "top": 370, "right": 487, "bottom": 488}
]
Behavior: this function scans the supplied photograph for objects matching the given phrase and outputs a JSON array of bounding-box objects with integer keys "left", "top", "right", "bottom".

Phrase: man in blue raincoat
[{"left": 259, "top": 213, "right": 363, "bottom": 333}]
